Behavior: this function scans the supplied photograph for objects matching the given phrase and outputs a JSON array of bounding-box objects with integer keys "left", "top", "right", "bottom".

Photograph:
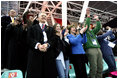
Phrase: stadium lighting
[
  {"left": 62, "top": 0, "right": 67, "bottom": 27},
  {"left": 23, "top": 1, "right": 32, "bottom": 15},
  {"left": 79, "top": 1, "right": 89, "bottom": 23}
]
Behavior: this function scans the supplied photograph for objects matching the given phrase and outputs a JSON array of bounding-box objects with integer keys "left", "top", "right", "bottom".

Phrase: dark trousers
[
  {"left": 71, "top": 54, "right": 87, "bottom": 78},
  {"left": 103, "top": 54, "right": 116, "bottom": 72}
]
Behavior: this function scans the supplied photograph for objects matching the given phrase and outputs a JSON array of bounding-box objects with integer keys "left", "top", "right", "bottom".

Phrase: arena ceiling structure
[
  {"left": 19, "top": 1, "right": 117, "bottom": 25},
  {"left": 67, "top": 1, "right": 117, "bottom": 25},
  {"left": 19, "top": 1, "right": 62, "bottom": 19},
  {"left": 1, "top": 1, "right": 117, "bottom": 26}
]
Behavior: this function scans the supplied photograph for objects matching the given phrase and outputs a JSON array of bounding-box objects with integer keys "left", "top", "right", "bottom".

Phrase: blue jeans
[
  {"left": 103, "top": 54, "right": 116, "bottom": 72},
  {"left": 56, "top": 59, "right": 69, "bottom": 78}
]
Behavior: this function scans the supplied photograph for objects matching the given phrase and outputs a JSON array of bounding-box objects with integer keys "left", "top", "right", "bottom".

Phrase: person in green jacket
[{"left": 83, "top": 8, "right": 103, "bottom": 78}]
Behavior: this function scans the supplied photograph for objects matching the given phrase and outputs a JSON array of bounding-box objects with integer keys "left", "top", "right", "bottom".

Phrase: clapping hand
[
  {"left": 64, "top": 29, "right": 69, "bottom": 37},
  {"left": 80, "top": 25, "right": 88, "bottom": 34},
  {"left": 36, "top": 8, "right": 40, "bottom": 14},
  {"left": 29, "top": 7, "right": 33, "bottom": 12},
  {"left": 11, "top": 20, "right": 18, "bottom": 26},
  {"left": 23, "top": 24, "right": 27, "bottom": 30},
  {"left": 106, "top": 26, "right": 111, "bottom": 30},
  {"left": 64, "top": 29, "right": 69, "bottom": 36},
  {"left": 86, "top": 8, "right": 90, "bottom": 17},
  {"left": 93, "top": 14, "right": 99, "bottom": 20}
]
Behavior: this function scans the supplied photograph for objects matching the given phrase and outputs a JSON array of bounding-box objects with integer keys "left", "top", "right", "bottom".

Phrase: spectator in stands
[
  {"left": 1, "top": 9, "right": 16, "bottom": 70},
  {"left": 83, "top": 8, "right": 103, "bottom": 78},
  {"left": 26, "top": 12, "right": 58, "bottom": 78},
  {"left": 67, "top": 24, "right": 88, "bottom": 78},
  {"left": 97, "top": 27, "right": 117, "bottom": 73},
  {"left": 5, "top": 16, "right": 28, "bottom": 77},
  {"left": 23, "top": 7, "right": 39, "bottom": 30},
  {"left": 53, "top": 23, "right": 71, "bottom": 78}
]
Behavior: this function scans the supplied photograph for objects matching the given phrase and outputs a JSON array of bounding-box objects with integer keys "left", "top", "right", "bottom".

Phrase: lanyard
[
  {"left": 87, "top": 30, "right": 94, "bottom": 39},
  {"left": 42, "top": 24, "right": 45, "bottom": 31}
]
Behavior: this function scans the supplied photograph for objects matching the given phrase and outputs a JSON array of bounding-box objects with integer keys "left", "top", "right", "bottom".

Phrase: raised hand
[
  {"left": 23, "top": 24, "right": 27, "bottom": 30},
  {"left": 106, "top": 26, "right": 111, "bottom": 30},
  {"left": 80, "top": 25, "right": 88, "bottom": 34},
  {"left": 56, "top": 30, "right": 62, "bottom": 39},
  {"left": 86, "top": 8, "right": 90, "bottom": 16},
  {"left": 59, "top": 30, "right": 63, "bottom": 39},
  {"left": 36, "top": 8, "right": 40, "bottom": 14},
  {"left": 93, "top": 14, "right": 99, "bottom": 20},
  {"left": 64, "top": 29, "right": 69, "bottom": 37},
  {"left": 12, "top": 20, "right": 17, "bottom": 26},
  {"left": 29, "top": 7, "right": 33, "bottom": 12}
]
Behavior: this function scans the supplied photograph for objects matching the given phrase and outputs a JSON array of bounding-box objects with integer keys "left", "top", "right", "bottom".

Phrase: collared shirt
[
  {"left": 10, "top": 17, "right": 15, "bottom": 23},
  {"left": 39, "top": 23, "right": 45, "bottom": 30},
  {"left": 34, "top": 23, "right": 48, "bottom": 49},
  {"left": 39, "top": 23, "right": 48, "bottom": 43}
]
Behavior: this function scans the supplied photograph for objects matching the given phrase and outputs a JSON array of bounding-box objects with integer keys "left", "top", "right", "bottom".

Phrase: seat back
[
  {"left": 69, "top": 64, "right": 76, "bottom": 78},
  {"left": 1, "top": 70, "right": 23, "bottom": 78}
]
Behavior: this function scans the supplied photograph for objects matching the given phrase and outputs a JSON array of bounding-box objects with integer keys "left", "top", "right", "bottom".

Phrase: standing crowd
[{"left": 1, "top": 8, "right": 117, "bottom": 78}]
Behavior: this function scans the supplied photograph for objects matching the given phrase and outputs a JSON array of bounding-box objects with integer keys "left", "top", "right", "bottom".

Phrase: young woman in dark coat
[{"left": 53, "top": 23, "right": 71, "bottom": 78}]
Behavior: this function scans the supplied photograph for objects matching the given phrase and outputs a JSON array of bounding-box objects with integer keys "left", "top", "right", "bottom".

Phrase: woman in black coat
[{"left": 53, "top": 23, "right": 71, "bottom": 78}]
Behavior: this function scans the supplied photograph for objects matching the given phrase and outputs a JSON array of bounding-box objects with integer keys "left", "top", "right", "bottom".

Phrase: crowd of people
[{"left": 1, "top": 8, "right": 117, "bottom": 78}]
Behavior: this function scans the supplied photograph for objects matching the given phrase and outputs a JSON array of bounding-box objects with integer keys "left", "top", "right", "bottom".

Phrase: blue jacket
[
  {"left": 97, "top": 30, "right": 115, "bottom": 56},
  {"left": 67, "top": 33, "right": 87, "bottom": 54}
]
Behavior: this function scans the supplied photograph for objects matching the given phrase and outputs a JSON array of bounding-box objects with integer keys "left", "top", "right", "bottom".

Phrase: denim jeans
[
  {"left": 103, "top": 54, "right": 116, "bottom": 72},
  {"left": 56, "top": 59, "right": 69, "bottom": 78}
]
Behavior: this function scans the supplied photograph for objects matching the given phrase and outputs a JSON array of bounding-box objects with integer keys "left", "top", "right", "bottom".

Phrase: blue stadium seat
[
  {"left": 69, "top": 56, "right": 117, "bottom": 78},
  {"left": 1, "top": 70, "right": 23, "bottom": 78}
]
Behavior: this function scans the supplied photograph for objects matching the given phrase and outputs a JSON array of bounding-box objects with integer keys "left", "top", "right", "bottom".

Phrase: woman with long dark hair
[{"left": 53, "top": 23, "right": 71, "bottom": 78}]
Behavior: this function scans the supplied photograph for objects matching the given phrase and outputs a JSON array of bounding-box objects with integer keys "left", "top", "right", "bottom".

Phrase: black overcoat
[
  {"left": 1, "top": 16, "right": 12, "bottom": 68},
  {"left": 26, "top": 24, "right": 58, "bottom": 78},
  {"left": 5, "top": 24, "right": 28, "bottom": 75}
]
